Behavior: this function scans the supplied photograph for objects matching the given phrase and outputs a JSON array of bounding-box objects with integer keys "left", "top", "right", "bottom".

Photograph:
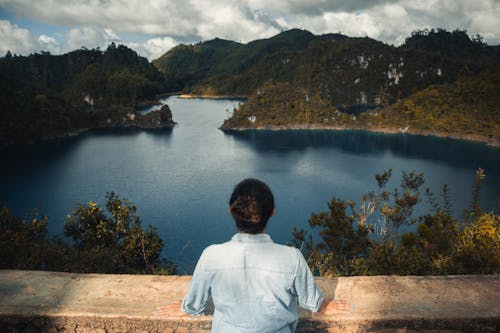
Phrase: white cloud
[
  {"left": 0, "top": 0, "right": 200, "bottom": 37},
  {"left": 66, "top": 27, "right": 109, "bottom": 50},
  {"left": 37, "top": 34, "right": 59, "bottom": 53},
  {"left": 287, "top": 3, "right": 414, "bottom": 45},
  {"left": 1, "top": 0, "right": 499, "bottom": 59},
  {"left": 464, "top": 0, "right": 500, "bottom": 44},
  {"left": 0, "top": 18, "right": 179, "bottom": 60},
  {"left": 321, "top": 12, "right": 379, "bottom": 37},
  {"left": 0, "top": 19, "right": 119, "bottom": 56},
  {"left": 127, "top": 36, "right": 178, "bottom": 60},
  {"left": 38, "top": 34, "right": 57, "bottom": 44},
  {"left": 104, "top": 28, "right": 120, "bottom": 40},
  {"left": 365, "top": 3, "right": 415, "bottom": 45},
  {"left": 193, "top": 0, "right": 281, "bottom": 42},
  {"left": 0, "top": 20, "right": 37, "bottom": 55}
]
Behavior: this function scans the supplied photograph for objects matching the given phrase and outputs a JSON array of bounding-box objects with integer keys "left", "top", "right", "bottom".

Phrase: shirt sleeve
[
  {"left": 292, "top": 248, "right": 324, "bottom": 312},
  {"left": 181, "top": 249, "right": 213, "bottom": 315}
]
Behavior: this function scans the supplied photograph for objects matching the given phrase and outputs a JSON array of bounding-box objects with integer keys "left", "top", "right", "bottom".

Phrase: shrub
[
  {"left": 292, "top": 169, "right": 499, "bottom": 276},
  {"left": 0, "top": 193, "right": 175, "bottom": 274}
]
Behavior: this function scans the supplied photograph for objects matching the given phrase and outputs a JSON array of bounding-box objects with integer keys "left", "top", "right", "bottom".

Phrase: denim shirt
[{"left": 181, "top": 233, "right": 323, "bottom": 333}]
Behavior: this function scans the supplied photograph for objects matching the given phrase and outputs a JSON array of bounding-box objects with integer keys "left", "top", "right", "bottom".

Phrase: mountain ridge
[
  {"left": 151, "top": 28, "right": 499, "bottom": 145},
  {"left": 1, "top": 28, "right": 498, "bottom": 146}
]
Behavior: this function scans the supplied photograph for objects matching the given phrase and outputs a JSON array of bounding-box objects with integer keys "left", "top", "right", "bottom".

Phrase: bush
[
  {"left": 0, "top": 207, "right": 48, "bottom": 270},
  {"left": 292, "top": 169, "right": 499, "bottom": 276},
  {"left": 451, "top": 213, "right": 500, "bottom": 274},
  {"left": 0, "top": 193, "right": 175, "bottom": 274}
]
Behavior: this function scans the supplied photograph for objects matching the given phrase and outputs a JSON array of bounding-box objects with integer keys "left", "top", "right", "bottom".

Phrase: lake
[{"left": 1, "top": 96, "right": 499, "bottom": 273}]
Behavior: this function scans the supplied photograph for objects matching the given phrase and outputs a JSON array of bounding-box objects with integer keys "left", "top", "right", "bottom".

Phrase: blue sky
[{"left": 1, "top": 0, "right": 499, "bottom": 60}]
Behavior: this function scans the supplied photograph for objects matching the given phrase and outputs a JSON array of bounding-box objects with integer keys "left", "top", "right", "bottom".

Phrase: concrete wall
[{"left": 0, "top": 270, "right": 498, "bottom": 333}]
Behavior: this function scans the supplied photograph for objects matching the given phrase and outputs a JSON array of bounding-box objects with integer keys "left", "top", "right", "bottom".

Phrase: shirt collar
[{"left": 231, "top": 233, "right": 273, "bottom": 243}]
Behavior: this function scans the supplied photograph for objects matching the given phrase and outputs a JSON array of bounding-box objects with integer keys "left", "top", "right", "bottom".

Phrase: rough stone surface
[{"left": 0, "top": 270, "right": 498, "bottom": 332}]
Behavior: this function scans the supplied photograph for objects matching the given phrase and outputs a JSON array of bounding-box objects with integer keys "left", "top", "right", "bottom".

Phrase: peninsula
[{"left": 153, "top": 28, "right": 499, "bottom": 146}]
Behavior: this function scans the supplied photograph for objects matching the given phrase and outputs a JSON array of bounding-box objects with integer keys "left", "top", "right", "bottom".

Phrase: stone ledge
[{"left": 0, "top": 270, "right": 498, "bottom": 332}]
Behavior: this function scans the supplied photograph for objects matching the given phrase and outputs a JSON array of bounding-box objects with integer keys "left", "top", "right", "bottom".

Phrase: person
[{"left": 155, "top": 178, "right": 349, "bottom": 332}]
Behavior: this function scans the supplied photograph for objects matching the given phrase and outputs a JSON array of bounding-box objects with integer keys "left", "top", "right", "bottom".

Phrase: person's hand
[
  {"left": 153, "top": 300, "right": 188, "bottom": 318},
  {"left": 318, "top": 299, "right": 351, "bottom": 315}
]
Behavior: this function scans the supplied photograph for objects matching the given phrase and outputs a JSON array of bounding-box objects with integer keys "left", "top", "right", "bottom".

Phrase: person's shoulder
[
  {"left": 264, "top": 238, "right": 299, "bottom": 251},
  {"left": 201, "top": 240, "right": 233, "bottom": 257},
  {"left": 273, "top": 243, "right": 308, "bottom": 266},
  {"left": 270, "top": 242, "right": 300, "bottom": 253},
  {"left": 261, "top": 241, "right": 303, "bottom": 260},
  {"left": 250, "top": 242, "right": 302, "bottom": 273}
]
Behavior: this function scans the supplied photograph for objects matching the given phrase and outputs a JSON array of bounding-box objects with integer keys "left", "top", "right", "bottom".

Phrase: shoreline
[
  {"left": 220, "top": 124, "right": 500, "bottom": 148},
  {"left": 177, "top": 93, "right": 247, "bottom": 100},
  {"left": 1, "top": 124, "right": 176, "bottom": 147},
  {"left": 157, "top": 93, "right": 499, "bottom": 147},
  {"left": 1, "top": 116, "right": 176, "bottom": 148}
]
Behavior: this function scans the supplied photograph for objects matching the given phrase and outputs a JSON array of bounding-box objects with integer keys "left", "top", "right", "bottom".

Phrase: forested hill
[
  {"left": 153, "top": 28, "right": 499, "bottom": 145},
  {"left": 0, "top": 43, "right": 174, "bottom": 145},
  {"left": 2, "top": 28, "right": 499, "bottom": 145},
  {"left": 153, "top": 38, "right": 242, "bottom": 92},
  {"left": 153, "top": 28, "right": 497, "bottom": 98}
]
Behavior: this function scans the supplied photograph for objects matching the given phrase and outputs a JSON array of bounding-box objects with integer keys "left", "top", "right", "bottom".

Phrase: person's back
[
  {"left": 186, "top": 233, "right": 322, "bottom": 332},
  {"left": 155, "top": 178, "right": 348, "bottom": 332}
]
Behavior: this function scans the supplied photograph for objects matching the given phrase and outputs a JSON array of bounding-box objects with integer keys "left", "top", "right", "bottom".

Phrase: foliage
[
  {"left": 3, "top": 28, "right": 499, "bottom": 145},
  {"left": 291, "top": 169, "right": 500, "bottom": 276},
  {"left": 152, "top": 38, "right": 242, "bottom": 91},
  {"left": 153, "top": 29, "right": 316, "bottom": 94},
  {"left": 292, "top": 197, "right": 371, "bottom": 277},
  {"left": 0, "top": 43, "right": 165, "bottom": 106},
  {"left": 221, "top": 81, "right": 333, "bottom": 128},
  {"left": 0, "top": 43, "right": 169, "bottom": 145},
  {"left": 154, "top": 27, "right": 496, "bottom": 102},
  {"left": 375, "top": 65, "right": 500, "bottom": 142},
  {"left": 223, "top": 61, "right": 500, "bottom": 142},
  {"left": 403, "top": 28, "right": 487, "bottom": 57},
  {"left": 469, "top": 168, "right": 486, "bottom": 219},
  {"left": 0, "top": 207, "right": 48, "bottom": 270},
  {"left": 451, "top": 213, "right": 500, "bottom": 274},
  {"left": 0, "top": 72, "right": 91, "bottom": 145},
  {"left": 2, "top": 173, "right": 497, "bottom": 277},
  {"left": 0, "top": 193, "right": 175, "bottom": 274},
  {"left": 162, "top": 28, "right": 498, "bottom": 143}
]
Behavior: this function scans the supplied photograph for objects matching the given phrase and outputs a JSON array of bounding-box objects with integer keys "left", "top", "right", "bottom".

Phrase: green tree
[
  {"left": 64, "top": 192, "right": 175, "bottom": 274},
  {"left": 0, "top": 207, "right": 48, "bottom": 270},
  {"left": 0, "top": 193, "right": 175, "bottom": 275},
  {"left": 292, "top": 197, "right": 371, "bottom": 277},
  {"left": 292, "top": 169, "right": 500, "bottom": 276}
]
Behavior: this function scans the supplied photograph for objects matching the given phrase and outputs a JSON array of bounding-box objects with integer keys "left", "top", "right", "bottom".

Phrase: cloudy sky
[{"left": 1, "top": 0, "right": 499, "bottom": 60}]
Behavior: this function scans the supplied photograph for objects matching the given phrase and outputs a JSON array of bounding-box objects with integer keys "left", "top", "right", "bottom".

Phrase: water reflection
[
  {"left": 224, "top": 129, "right": 500, "bottom": 172},
  {"left": 0, "top": 128, "right": 173, "bottom": 174}
]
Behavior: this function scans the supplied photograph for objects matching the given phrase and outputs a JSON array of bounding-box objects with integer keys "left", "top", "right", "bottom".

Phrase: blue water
[{"left": 1, "top": 96, "right": 499, "bottom": 273}]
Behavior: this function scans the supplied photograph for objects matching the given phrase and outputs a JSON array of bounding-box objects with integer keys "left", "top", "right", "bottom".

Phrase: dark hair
[{"left": 229, "top": 178, "right": 275, "bottom": 234}]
